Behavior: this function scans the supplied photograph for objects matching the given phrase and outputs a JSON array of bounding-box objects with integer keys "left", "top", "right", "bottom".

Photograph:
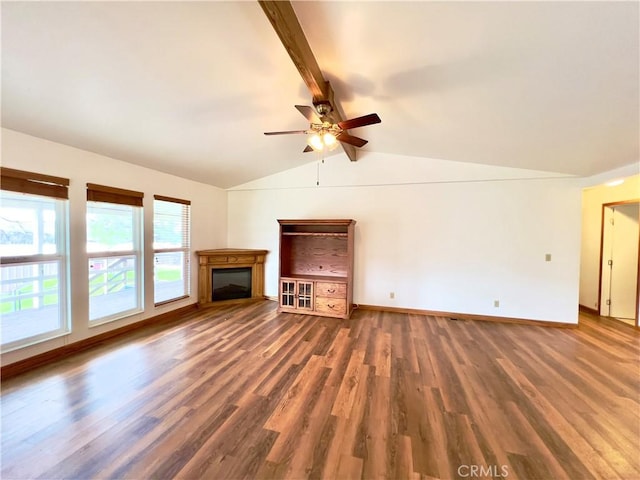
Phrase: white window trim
[
  {"left": 153, "top": 198, "right": 191, "bottom": 306},
  {"left": 87, "top": 202, "right": 144, "bottom": 326},
  {"left": 1, "top": 195, "right": 70, "bottom": 352}
]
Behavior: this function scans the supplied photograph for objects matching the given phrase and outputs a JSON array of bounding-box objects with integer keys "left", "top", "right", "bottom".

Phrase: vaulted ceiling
[{"left": 2, "top": 1, "right": 638, "bottom": 188}]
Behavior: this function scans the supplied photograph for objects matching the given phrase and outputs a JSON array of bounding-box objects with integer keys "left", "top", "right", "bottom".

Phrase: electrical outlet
[
  {"left": 390, "top": 292, "right": 395, "bottom": 299},
  {"left": 494, "top": 300, "right": 500, "bottom": 308}
]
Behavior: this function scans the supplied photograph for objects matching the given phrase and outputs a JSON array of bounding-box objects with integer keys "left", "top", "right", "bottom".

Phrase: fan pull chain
[{"left": 316, "top": 149, "right": 325, "bottom": 186}]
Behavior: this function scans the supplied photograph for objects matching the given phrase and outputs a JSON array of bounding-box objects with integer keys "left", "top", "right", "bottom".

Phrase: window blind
[
  {"left": 87, "top": 183, "right": 143, "bottom": 206},
  {"left": 153, "top": 195, "right": 190, "bottom": 249},
  {"left": 1, "top": 167, "right": 69, "bottom": 199},
  {"left": 153, "top": 195, "right": 191, "bottom": 304},
  {"left": 153, "top": 194, "right": 191, "bottom": 206}
]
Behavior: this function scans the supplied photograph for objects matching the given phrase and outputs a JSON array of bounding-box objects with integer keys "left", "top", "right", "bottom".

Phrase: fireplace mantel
[{"left": 196, "top": 248, "right": 268, "bottom": 306}]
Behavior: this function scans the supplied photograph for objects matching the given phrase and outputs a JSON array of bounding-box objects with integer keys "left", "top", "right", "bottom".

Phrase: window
[
  {"left": 0, "top": 168, "right": 69, "bottom": 351},
  {"left": 87, "top": 184, "right": 143, "bottom": 325},
  {"left": 153, "top": 195, "right": 191, "bottom": 304}
]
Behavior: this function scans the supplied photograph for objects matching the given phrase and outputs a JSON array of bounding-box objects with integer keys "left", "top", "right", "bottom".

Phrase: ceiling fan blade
[
  {"left": 303, "top": 145, "right": 313, "bottom": 153},
  {"left": 264, "top": 130, "right": 307, "bottom": 136},
  {"left": 338, "top": 133, "right": 368, "bottom": 148},
  {"left": 295, "top": 105, "right": 321, "bottom": 123},
  {"left": 338, "top": 113, "right": 381, "bottom": 130}
]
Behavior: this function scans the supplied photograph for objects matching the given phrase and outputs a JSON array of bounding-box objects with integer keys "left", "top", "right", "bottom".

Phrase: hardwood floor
[{"left": 2, "top": 301, "right": 639, "bottom": 479}]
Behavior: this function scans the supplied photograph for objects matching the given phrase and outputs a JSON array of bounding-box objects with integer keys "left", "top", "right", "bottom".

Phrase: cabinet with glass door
[{"left": 279, "top": 278, "right": 314, "bottom": 312}]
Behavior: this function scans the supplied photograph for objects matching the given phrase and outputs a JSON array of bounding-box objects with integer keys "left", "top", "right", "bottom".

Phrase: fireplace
[
  {"left": 212, "top": 267, "right": 252, "bottom": 301},
  {"left": 196, "top": 248, "right": 268, "bottom": 306}
]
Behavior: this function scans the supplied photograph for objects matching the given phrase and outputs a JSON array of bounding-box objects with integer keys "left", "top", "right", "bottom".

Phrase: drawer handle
[
  {"left": 328, "top": 304, "right": 335, "bottom": 309},
  {"left": 327, "top": 289, "right": 336, "bottom": 294}
]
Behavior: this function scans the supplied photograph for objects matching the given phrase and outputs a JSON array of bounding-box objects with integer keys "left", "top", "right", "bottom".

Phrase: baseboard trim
[
  {"left": 1, "top": 303, "right": 198, "bottom": 379},
  {"left": 578, "top": 304, "right": 600, "bottom": 316},
  {"left": 357, "top": 304, "right": 577, "bottom": 329}
]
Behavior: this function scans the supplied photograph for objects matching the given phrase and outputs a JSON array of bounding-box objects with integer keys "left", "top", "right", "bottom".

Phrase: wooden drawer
[
  {"left": 315, "top": 297, "right": 346, "bottom": 315},
  {"left": 315, "top": 282, "right": 347, "bottom": 298}
]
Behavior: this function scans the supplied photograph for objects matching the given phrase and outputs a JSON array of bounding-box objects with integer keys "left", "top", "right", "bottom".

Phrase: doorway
[{"left": 599, "top": 201, "right": 640, "bottom": 326}]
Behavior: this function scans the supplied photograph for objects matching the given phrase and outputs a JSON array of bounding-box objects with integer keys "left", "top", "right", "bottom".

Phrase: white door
[{"left": 601, "top": 203, "right": 639, "bottom": 320}]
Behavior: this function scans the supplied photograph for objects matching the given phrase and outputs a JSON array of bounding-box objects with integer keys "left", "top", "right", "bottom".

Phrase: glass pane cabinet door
[
  {"left": 297, "top": 281, "right": 313, "bottom": 310},
  {"left": 281, "top": 280, "right": 295, "bottom": 307}
]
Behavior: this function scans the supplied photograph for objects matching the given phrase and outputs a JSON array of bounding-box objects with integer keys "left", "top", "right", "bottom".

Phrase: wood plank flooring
[{"left": 1, "top": 301, "right": 639, "bottom": 479}]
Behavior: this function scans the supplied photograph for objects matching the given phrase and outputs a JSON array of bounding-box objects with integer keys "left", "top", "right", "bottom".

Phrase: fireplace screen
[{"left": 212, "top": 267, "right": 252, "bottom": 301}]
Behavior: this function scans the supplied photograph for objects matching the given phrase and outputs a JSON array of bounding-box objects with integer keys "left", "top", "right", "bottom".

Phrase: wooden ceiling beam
[{"left": 258, "top": 0, "right": 357, "bottom": 161}]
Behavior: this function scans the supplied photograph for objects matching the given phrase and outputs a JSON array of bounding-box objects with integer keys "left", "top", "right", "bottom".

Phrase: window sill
[
  {"left": 1, "top": 328, "right": 71, "bottom": 354},
  {"left": 88, "top": 308, "right": 143, "bottom": 329},
  {"left": 154, "top": 295, "right": 190, "bottom": 307}
]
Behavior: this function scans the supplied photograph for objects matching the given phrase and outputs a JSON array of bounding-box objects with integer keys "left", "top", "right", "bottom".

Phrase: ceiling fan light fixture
[
  {"left": 323, "top": 132, "right": 338, "bottom": 149},
  {"left": 308, "top": 133, "right": 324, "bottom": 151},
  {"left": 265, "top": 105, "right": 380, "bottom": 154}
]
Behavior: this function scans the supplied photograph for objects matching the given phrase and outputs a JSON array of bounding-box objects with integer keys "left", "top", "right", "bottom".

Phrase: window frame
[
  {"left": 153, "top": 195, "right": 191, "bottom": 306},
  {"left": 0, "top": 168, "right": 70, "bottom": 352},
  {"left": 86, "top": 184, "right": 144, "bottom": 326}
]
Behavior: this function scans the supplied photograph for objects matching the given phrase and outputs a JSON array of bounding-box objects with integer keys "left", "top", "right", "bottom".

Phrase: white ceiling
[{"left": 2, "top": 1, "right": 638, "bottom": 189}]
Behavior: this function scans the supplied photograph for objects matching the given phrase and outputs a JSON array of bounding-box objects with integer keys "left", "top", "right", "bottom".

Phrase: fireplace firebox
[{"left": 212, "top": 267, "right": 252, "bottom": 301}]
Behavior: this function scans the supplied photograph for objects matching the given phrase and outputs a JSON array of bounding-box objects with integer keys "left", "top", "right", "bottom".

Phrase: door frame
[{"left": 597, "top": 199, "right": 640, "bottom": 325}]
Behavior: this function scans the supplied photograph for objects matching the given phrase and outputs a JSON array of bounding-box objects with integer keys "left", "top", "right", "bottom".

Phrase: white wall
[
  {"left": 580, "top": 174, "right": 640, "bottom": 312},
  {"left": 228, "top": 152, "right": 583, "bottom": 324},
  {"left": 0, "top": 132, "right": 601, "bottom": 365},
  {"left": 1, "top": 128, "right": 227, "bottom": 365}
]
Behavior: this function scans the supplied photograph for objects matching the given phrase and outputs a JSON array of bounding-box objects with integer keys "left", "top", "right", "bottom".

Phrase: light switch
[{"left": 545, "top": 254, "right": 552, "bottom": 262}]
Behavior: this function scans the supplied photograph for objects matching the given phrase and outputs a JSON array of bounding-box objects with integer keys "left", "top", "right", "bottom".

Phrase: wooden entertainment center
[{"left": 277, "top": 219, "right": 355, "bottom": 319}]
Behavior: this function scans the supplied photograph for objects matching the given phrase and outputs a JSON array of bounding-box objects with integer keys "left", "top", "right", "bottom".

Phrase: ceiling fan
[{"left": 264, "top": 102, "right": 381, "bottom": 153}]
